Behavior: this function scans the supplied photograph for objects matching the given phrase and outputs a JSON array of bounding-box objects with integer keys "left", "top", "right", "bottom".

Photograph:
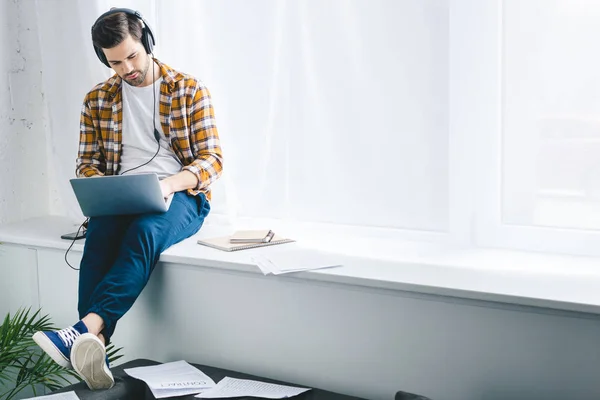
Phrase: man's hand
[
  {"left": 159, "top": 179, "right": 174, "bottom": 199},
  {"left": 160, "top": 170, "right": 199, "bottom": 197}
]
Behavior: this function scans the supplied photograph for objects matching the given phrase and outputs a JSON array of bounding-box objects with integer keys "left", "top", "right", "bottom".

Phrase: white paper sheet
[
  {"left": 195, "top": 377, "right": 311, "bottom": 399},
  {"left": 251, "top": 248, "right": 342, "bottom": 275},
  {"left": 253, "top": 255, "right": 278, "bottom": 275},
  {"left": 124, "top": 360, "right": 215, "bottom": 398},
  {"left": 21, "top": 391, "right": 79, "bottom": 400}
]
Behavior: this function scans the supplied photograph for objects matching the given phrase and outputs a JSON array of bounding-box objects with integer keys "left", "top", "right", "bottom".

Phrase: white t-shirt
[{"left": 119, "top": 78, "right": 182, "bottom": 178}]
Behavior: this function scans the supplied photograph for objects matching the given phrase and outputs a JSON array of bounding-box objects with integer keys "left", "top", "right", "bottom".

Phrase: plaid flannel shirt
[{"left": 76, "top": 59, "right": 223, "bottom": 200}]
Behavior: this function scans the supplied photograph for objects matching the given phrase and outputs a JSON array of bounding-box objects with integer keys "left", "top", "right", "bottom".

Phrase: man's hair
[{"left": 92, "top": 12, "right": 143, "bottom": 49}]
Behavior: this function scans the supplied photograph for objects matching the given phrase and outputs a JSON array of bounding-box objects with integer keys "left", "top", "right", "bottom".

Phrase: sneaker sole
[
  {"left": 32, "top": 331, "right": 72, "bottom": 369},
  {"left": 71, "top": 333, "right": 114, "bottom": 390}
]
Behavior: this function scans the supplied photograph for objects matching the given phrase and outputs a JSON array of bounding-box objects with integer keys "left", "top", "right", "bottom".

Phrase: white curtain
[{"left": 36, "top": 0, "right": 449, "bottom": 233}]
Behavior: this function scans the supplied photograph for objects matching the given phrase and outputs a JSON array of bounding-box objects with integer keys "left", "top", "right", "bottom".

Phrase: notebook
[
  {"left": 229, "top": 229, "right": 275, "bottom": 244},
  {"left": 197, "top": 234, "right": 294, "bottom": 252}
]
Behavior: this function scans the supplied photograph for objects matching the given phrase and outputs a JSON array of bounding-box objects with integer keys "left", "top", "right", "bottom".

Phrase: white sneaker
[{"left": 70, "top": 333, "right": 115, "bottom": 390}]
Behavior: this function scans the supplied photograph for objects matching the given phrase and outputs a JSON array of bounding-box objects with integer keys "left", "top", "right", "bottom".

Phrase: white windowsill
[{"left": 2, "top": 215, "right": 600, "bottom": 316}]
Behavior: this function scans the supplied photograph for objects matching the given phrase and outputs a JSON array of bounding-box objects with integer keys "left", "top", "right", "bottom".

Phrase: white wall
[
  {"left": 0, "top": 0, "right": 50, "bottom": 225},
  {"left": 0, "top": 0, "right": 10, "bottom": 223},
  {"left": 3, "top": 244, "right": 600, "bottom": 400}
]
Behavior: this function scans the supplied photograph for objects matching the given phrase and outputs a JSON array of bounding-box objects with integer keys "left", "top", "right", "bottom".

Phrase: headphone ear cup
[
  {"left": 141, "top": 21, "right": 155, "bottom": 54},
  {"left": 94, "top": 45, "right": 110, "bottom": 68},
  {"left": 141, "top": 28, "right": 151, "bottom": 54}
]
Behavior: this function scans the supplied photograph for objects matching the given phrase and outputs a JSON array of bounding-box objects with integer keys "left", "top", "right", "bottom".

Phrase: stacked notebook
[{"left": 197, "top": 229, "right": 295, "bottom": 252}]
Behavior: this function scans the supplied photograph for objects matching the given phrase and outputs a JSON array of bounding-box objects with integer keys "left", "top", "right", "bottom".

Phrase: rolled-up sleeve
[
  {"left": 75, "top": 96, "right": 106, "bottom": 177},
  {"left": 182, "top": 84, "right": 223, "bottom": 190}
]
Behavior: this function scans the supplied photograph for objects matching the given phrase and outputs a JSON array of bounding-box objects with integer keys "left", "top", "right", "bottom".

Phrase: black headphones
[{"left": 91, "top": 8, "right": 156, "bottom": 68}]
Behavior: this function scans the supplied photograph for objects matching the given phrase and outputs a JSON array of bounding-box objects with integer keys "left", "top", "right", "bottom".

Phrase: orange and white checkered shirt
[{"left": 76, "top": 59, "right": 223, "bottom": 200}]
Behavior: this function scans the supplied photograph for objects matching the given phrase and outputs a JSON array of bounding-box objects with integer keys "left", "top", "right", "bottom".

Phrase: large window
[
  {"left": 35, "top": 0, "right": 600, "bottom": 256},
  {"left": 158, "top": 0, "right": 600, "bottom": 255},
  {"left": 468, "top": 0, "right": 600, "bottom": 256},
  {"left": 502, "top": 0, "right": 600, "bottom": 231},
  {"left": 158, "top": 0, "right": 450, "bottom": 234}
]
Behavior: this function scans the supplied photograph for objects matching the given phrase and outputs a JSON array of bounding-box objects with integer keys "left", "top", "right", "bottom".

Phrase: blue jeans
[{"left": 77, "top": 191, "right": 210, "bottom": 343}]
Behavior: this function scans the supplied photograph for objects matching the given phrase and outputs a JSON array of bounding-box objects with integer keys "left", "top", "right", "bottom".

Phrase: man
[{"left": 32, "top": 8, "right": 223, "bottom": 390}]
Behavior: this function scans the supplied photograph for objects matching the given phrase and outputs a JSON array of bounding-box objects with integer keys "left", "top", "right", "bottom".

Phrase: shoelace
[{"left": 56, "top": 326, "right": 80, "bottom": 347}]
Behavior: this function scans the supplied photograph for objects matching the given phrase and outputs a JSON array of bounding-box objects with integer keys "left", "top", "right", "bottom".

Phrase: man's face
[{"left": 103, "top": 34, "right": 150, "bottom": 87}]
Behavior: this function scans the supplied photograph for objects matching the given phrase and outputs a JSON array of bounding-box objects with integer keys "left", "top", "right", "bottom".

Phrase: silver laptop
[{"left": 70, "top": 173, "right": 174, "bottom": 217}]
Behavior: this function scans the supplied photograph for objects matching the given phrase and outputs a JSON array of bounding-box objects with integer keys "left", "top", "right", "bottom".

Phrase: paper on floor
[
  {"left": 251, "top": 247, "right": 343, "bottom": 275},
  {"left": 22, "top": 391, "right": 79, "bottom": 400},
  {"left": 195, "top": 376, "right": 311, "bottom": 399},
  {"left": 124, "top": 360, "right": 215, "bottom": 398}
]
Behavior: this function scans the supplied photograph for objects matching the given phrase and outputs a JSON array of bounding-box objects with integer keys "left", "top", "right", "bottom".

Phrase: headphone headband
[{"left": 91, "top": 8, "right": 155, "bottom": 68}]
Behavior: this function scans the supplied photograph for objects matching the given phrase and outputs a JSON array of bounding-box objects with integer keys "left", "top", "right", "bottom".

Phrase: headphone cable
[{"left": 64, "top": 218, "right": 89, "bottom": 271}]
